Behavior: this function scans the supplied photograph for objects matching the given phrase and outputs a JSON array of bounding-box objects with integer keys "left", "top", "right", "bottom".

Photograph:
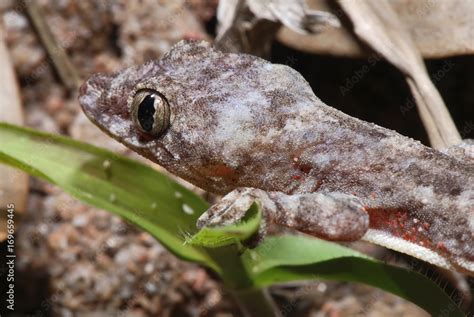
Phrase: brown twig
[{"left": 23, "top": 0, "right": 81, "bottom": 92}]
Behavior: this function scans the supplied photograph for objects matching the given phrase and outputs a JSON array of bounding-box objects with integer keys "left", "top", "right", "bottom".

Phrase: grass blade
[{"left": 0, "top": 123, "right": 216, "bottom": 269}]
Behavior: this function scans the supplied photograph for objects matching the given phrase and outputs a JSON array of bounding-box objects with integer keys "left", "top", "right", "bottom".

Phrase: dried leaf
[
  {"left": 278, "top": 0, "right": 474, "bottom": 58},
  {"left": 216, "top": 0, "right": 339, "bottom": 56},
  {"left": 338, "top": 0, "right": 461, "bottom": 149},
  {"left": 246, "top": 0, "right": 340, "bottom": 34}
]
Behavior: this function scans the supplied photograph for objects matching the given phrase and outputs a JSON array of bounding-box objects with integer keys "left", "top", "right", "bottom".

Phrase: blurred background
[{"left": 0, "top": 0, "right": 473, "bottom": 316}]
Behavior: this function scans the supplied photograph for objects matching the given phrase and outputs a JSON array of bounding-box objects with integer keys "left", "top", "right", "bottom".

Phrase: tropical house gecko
[{"left": 79, "top": 40, "right": 474, "bottom": 276}]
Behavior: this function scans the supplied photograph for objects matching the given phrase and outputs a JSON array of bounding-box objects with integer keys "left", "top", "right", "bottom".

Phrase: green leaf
[
  {"left": 0, "top": 123, "right": 216, "bottom": 270},
  {"left": 187, "top": 202, "right": 261, "bottom": 247},
  {"left": 242, "top": 235, "right": 464, "bottom": 317}
]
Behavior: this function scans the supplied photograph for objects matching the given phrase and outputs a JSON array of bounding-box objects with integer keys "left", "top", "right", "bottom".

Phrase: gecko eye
[{"left": 131, "top": 89, "right": 170, "bottom": 136}]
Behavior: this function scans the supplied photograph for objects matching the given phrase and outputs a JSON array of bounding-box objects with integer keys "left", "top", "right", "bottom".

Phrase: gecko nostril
[{"left": 79, "top": 73, "right": 114, "bottom": 112}]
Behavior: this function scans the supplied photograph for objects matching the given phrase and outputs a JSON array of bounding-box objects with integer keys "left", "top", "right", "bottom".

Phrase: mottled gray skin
[{"left": 79, "top": 40, "right": 473, "bottom": 275}]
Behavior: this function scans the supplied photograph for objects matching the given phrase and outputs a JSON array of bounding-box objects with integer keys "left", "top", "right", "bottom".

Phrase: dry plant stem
[
  {"left": 0, "top": 26, "right": 29, "bottom": 233},
  {"left": 338, "top": 0, "right": 461, "bottom": 149},
  {"left": 406, "top": 78, "right": 444, "bottom": 147},
  {"left": 23, "top": 0, "right": 81, "bottom": 92}
]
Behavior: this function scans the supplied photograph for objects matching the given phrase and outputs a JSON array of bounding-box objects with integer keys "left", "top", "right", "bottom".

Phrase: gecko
[{"left": 78, "top": 40, "right": 474, "bottom": 276}]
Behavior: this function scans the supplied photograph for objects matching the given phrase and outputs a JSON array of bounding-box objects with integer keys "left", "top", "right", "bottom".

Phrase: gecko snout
[{"left": 78, "top": 73, "right": 112, "bottom": 114}]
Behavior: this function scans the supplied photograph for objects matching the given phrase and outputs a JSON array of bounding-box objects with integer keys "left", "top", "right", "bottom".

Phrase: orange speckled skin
[{"left": 79, "top": 41, "right": 473, "bottom": 275}]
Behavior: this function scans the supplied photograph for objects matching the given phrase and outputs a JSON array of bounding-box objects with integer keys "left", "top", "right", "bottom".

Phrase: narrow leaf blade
[
  {"left": 244, "top": 235, "right": 464, "bottom": 317},
  {"left": 0, "top": 123, "right": 215, "bottom": 268}
]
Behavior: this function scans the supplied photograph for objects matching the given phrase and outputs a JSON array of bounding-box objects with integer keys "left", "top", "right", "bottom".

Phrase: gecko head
[
  {"left": 79, "top": 63, "right": 186, "bottom": 171},
  {"left": 78, "top": 41, "right": 258, "bottom": 191},
  {"left": 78, "top": 57, "right": 172, "bottom": 158}
]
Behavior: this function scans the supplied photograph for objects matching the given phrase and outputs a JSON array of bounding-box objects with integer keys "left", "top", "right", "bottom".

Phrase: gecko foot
[
  {"left": 196, "top": 188, "right": 267, "bottom": 247},
  {"left": 196, "top": 188, "right": 259, "bottom": 228},
  {"left": 197, "top": 187, "right": 370, "bottom": 245}
]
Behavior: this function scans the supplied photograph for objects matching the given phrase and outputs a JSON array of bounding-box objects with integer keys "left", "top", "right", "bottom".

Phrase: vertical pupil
[{"left": 137, "top": 94, "right": 155, "bottom": 132}]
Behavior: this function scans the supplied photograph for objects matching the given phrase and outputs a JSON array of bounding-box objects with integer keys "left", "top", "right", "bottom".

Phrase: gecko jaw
[{"left": 362, "top": 229, "right": 474, "bottom": 276}]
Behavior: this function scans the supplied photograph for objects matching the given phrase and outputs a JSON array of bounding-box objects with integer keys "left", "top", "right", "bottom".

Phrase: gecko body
[{"left": 79, "top": 40, "right": 474, "bottom": 275}]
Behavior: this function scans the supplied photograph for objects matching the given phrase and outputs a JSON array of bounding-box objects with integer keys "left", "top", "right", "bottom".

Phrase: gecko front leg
[{"left": 196, "top": 188, "right": 369, "bottom": 242}]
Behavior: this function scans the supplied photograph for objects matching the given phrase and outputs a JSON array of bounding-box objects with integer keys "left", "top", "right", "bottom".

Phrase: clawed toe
[{"left": 195, "top": 189, "right": 259, "bottom": 230}]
